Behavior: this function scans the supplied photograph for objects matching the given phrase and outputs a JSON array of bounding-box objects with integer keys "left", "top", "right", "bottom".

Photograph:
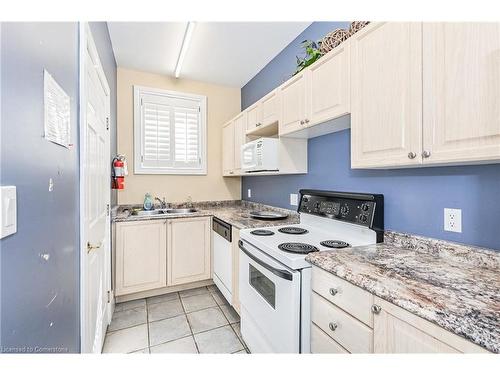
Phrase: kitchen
[{"left": 1, "top": 1, "right": 500, "bottom": 371}]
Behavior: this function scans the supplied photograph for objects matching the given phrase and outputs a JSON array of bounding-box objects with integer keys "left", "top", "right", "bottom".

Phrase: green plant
[{"left": 294, "top": 40, "right": 323, "bottom": 75}]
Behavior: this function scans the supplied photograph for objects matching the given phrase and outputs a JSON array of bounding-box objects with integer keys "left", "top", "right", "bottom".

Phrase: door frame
[{"left": 79, "top": 22, "right": 112, "bottom": 353}]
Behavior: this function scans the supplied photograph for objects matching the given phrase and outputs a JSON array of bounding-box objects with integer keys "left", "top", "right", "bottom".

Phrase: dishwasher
[{"left": 212, "top": 217, "right": 233, "bottom": 303}]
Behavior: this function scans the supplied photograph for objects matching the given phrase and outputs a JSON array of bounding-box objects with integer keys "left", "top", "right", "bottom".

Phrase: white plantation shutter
[{"left": 134, "top": 86, "right": 207, "bottom": 174}]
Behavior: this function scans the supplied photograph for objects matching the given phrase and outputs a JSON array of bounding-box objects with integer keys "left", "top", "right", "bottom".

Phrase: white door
[{"left": 81, "top": 24, "right": 111, "bottom": 353}]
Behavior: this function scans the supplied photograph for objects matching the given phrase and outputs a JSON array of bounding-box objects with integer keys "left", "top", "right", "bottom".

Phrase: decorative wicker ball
[
  {"left": 319, "top": 28, "right": 350, "bottom": 54},
  {"left": 349, "top": 21, "right": 370, "bottom": 36}
]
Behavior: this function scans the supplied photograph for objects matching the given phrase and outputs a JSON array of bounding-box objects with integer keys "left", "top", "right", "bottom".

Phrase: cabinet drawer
[
  {"left": 311, "top": 323, "right": 349, "bottom": 353},
  {"left": 312, "top": 266, "right": 373, "bottom": 327},
  {"left": 311, "top": 292, "right": 373, "bottom": 353}
]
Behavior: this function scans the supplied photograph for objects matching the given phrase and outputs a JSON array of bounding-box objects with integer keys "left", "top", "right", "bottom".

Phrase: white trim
[
  {"left": 133, "top": 85, "right": 207, "bottom": 175},
  {"left": 79, "top": 22, "right": 112, "bottom": 354}
]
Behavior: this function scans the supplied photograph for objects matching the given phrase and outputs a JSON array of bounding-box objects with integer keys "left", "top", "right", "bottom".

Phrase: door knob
[
  {"left": 407, "top": 152, "right": 417, "bottom": 159},
  {"left": 87, "top": 241, "right": 102, "bottom": 254},
  {"left": 371, "top": 304, "right": 382, "bottom": 314}
]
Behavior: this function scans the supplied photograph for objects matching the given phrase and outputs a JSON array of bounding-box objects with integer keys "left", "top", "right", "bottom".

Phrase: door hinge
[
  {"left": 198, "top": 106, "right": 201, "bottom": 112},
  {"left": 141, "top": 155, "right": 144, "bottom": 163},
  {"left": 106, "top": 117, "right": 109, "bottom": 130},
  {"left": 106, "top": 204, "right": 110, "bottom": 216},
  {"left": 107, "top": 290, "right": 111, "bottom": 304}
]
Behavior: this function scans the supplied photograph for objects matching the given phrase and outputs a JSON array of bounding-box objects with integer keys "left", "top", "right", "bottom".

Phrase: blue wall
[
  {"left": 1, "top": 22, "right": 81, "bottom": 352},
  {"left": 0, "top": 22, "right": 117, "bottom": 353},
  {"left": 241, "top": 22, "right": 500, "bottom": 251}
]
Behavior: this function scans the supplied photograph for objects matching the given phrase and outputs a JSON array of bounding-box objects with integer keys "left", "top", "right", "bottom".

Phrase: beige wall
[{"left": 117, "top": 67, "right": 241, "bottom": 204}]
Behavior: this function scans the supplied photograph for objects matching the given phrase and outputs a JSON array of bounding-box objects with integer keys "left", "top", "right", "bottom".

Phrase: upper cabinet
[
  {"left": 307, "top": 40, "right": 351, "bottom": 127},
  {"left": 350, "top": 23, "right": 423, "bottom": 168},
  {"left": 279, "top": 71, "right": 307, "bottom": 136},
  {"left": 422, "top": 23, "right": 500, "bottom": 165},
  {"left": 222, "top": 120, "right": 235, "bottom": 175},
  {"left": 351, "top": 22, "right": 500, "bottom": 168}
]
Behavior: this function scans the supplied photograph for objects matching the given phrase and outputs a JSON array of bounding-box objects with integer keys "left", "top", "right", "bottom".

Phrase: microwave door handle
[{"left": 238, "top": 240, "right": 293, "bottom": 281}]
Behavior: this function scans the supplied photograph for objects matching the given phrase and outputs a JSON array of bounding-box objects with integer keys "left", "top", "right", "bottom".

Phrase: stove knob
[
  {"left": 361, "top": 203, "right": 370, "bottom": 211},
  {"left": 359, "top": 214, "right": 368, "bottom": 223},
  {"left": 340, "top": 205, "right": 349, "bottom": 216}
]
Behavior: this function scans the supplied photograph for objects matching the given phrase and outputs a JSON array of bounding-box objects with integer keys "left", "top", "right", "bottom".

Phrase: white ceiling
[{"left": 107, "top": 22, "right": 311, "bottom": 87}]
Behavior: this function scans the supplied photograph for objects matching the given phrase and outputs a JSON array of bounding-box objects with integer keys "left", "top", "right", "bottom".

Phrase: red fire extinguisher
[{"left": 112, "top": 155, "right": 127, "bottom": 190}]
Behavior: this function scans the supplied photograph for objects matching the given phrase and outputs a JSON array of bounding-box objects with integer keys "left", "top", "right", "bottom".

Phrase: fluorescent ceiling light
[{"left": 174, "top": 22, "right": 196, "bottom": 78}]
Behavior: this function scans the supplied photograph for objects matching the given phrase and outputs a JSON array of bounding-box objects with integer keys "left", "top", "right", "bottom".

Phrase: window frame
[{"left": 133, "top": 85, "right": 207, "bottom": 175}]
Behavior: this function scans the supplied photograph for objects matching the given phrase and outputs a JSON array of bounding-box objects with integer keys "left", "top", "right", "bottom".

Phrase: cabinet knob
[
  {"left": 371, "top": 304, "right": 382, "bottom": 314},
  {"left": 407, "top": 152, "right": 417, "bottom": 159},
  {"left": 300, "top": 120, "right": 305, "bottom": 125},
  {"left": 422, "top": 150, "right": 431, "bottom": 158},
  {"left": 329, "top": 287, "right": 338, "bottom": 296},
  {"left": 256, "top": 122, "right": 261, "bottom": 127},
  {"left": 328, "top": 322, "right": 338, "bottom": 331},
  {"left": 304, "top": 119, "right": 310, "bottom": 124}
]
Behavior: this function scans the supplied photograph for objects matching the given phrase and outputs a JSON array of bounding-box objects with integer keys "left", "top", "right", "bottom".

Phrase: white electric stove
[{"left": 238, "top": 190, "right": 384, "bottom": 353}]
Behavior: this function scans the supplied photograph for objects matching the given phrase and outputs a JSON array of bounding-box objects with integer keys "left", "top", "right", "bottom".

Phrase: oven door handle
[{"left": 239, "top": 240, "right": 293, "bottom": 281}]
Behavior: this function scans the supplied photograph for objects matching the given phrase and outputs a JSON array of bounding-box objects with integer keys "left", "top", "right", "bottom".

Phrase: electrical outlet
[
  {"left": 247, "top": 189, "right": 251, "bottom": 198},
  {"left": 444, "top": 208, "right": 462, "bottom": 233},
  {"left": 290, "top": 193, "right": 298, "bottom": 206}
]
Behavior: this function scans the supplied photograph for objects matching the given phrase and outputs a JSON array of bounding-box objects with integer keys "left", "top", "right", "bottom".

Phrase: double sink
[{"left": 131, "top": 208, "right": 199, "bottom": 217}]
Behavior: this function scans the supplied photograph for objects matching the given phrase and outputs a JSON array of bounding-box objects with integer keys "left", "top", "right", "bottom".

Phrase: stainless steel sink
[
  {"left": 164, "top": 208, "right": 198, "bottom": 214},
  {"left": 131, "top": 208, "right": 199, "bottom": 216},
  {"left": 131, "top": 209, "right": 165, "bottom": 216}
]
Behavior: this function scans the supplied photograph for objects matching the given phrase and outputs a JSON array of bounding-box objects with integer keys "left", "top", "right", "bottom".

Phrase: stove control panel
[{"left": 299, "top": 190, "right": 384, "bottom": 230}]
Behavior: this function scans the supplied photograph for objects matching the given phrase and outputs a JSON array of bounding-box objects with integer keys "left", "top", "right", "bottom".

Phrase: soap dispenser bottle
[{"left": 143, "top": 193, "right": 154, "bottom": 211}]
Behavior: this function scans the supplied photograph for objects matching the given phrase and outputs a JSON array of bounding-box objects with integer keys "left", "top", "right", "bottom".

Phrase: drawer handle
[
  {"left": 328, "top": 322, "right": 338, "bottom": 331},
  {"left": 371, "top": 304, "right": 382, "bottom": 314},
  {"left": 329, "top": 287, "right": 338, "bottom": 296}
]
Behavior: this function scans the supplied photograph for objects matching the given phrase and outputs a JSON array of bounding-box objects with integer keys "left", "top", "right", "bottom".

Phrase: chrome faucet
[{"left": 155, "top": 196, "right": 167, "bottom": 209}]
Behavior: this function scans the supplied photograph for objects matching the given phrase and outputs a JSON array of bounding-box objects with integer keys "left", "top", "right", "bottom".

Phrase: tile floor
[{"left": 103, "top": 284, "right": 248, "bottom": 354}]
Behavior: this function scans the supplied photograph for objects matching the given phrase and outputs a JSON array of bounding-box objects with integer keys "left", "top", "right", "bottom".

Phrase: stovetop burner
[
  {"left": 278, "top": 242, "right": 319, "bottom": 254},
  {"left": 278, "top": 227, "right": 309, "bottom": 235},
  {"left": 320, "top": 240, "right": 350, "bottom": 249},
  {"left": 250, "top": 229, "right": 275, "bottom": 236}
]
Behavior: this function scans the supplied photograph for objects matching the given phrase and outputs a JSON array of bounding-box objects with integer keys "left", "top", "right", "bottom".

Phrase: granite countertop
[
  {"left": 306, "top": 231, "right": 500, "bottom": 353},
  {"left": 112, "top": 200, "right": 300, "bottom": 230}
]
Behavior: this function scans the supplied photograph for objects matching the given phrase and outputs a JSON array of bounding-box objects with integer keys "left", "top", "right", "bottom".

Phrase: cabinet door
[
  {"left": 245, "top": 103, "right": 261, "bottom": 132},
  {"left": 222, "top": 121, "right": 235, "bottom": 175},
  {"left": 115, "top": 220, "right": 167, "bottom": 296},
  {"left": 307, "top": 41, "right": 350, "bottom": 126},
  {"left": 233, "top": 113, "right": 246, "bottom": 171},
  {"left": 373, "top": 297, "right": 459, "bottom": 353},
  {"left": 423, "top": 23, "right": 500, "bottom": 164},
  {"left": 350, "top": 22, "right": 423, "bottom": 168},
  {"left": 167, "top": 217, "right": 211, "bottom": 286},
  {"left": 279, "top": 71, "right": 307, "bottom": 136},
  {"left": 260, "top": 89, "right": 279, "bottom": 127}
]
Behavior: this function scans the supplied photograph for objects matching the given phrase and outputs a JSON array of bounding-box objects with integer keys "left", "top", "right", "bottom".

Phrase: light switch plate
[
  {"left": 444, "top": 208, "right": 462, "bottom": 233},
  {"left": 290, "top": 193, "right": 298, "bottom": 206},
  {"left": 1, "top": 186, "right": 17, "bottom": 239},
  {"left": 247, "top": 189, "right": 251, "bottom": 198}
]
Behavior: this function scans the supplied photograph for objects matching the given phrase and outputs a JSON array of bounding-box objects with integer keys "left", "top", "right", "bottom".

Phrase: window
[{"left": 134, "top": 86, "right": 207, "bottom": 174}]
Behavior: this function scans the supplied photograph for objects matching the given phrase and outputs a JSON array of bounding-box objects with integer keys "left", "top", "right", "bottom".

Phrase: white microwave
[{"left": 241, "top": 138, "right": 279, "bottom": 172}]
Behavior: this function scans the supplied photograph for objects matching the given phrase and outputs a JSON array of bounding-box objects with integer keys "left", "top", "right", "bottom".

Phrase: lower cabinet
[
  {"left": 114, "top": 217, "right": 211, "bottom": 297},
  {"left": 167, "top": 216, "right": 212, "bottom": 286},
  {"left": 115, "top": 220, "right": 167, "bottom": 296},
  {"left": 310, "top": 266, "right": 488, "bottom": 354}
]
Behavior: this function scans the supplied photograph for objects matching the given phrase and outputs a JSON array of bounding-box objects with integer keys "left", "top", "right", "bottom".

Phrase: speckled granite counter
[
  {"left": 112, "top": 200, "right": 299, "bottom": 229},
  {"left": 305, "top": 231, "right": 500, "bottom": 353}
]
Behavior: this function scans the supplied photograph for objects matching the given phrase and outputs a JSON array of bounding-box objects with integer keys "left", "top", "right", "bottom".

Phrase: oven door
[{"left": 238, "top": 239, "right": 301, "bottom": 353}]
